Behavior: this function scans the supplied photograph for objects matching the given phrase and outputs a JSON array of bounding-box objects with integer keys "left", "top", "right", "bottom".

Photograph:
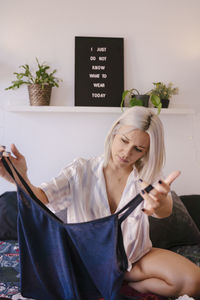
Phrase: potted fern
[{"left": 5, "top": 58, "right": 61, "bottom": 106}]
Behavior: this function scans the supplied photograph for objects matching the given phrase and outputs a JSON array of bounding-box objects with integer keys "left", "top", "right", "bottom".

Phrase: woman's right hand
[
  {"left": 0, "top": 144, "right": 49, "bottom": 204},
  {"left": 0, "top": 144, "right": 28, "bottom": 184}
]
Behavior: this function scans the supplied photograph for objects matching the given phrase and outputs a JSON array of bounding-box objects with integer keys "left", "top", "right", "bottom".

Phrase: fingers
[
  {"left": 2, "top": 151, "right": 11, "bottom": 157},
  {"left": 0, "top": 145, "right": 11, "bottom": 158},
  {"left": 164, "top": 170, "right": 181, "bottom": 186},
  {"left": 11, "top": 144, "right": 23, "bottom": 159},
  {"left": 139, "top": 180, "right": 162, "bottom": 214},
  {"left": 0, "top": 145, "right": 6, "bottom": 156},
  {"left": 151, "top": 171, "right": 181, "bottom": 196},
  {"left": 140, "top": 170, "right": 181, "bottom": 190},
  {"left": 141, "top": 190, "right": 158, "bottom": 216},
  {"left": 0, "top": 144, "right": 23, "bottom": 160},
  {"left": 139, "top": 170, "right": 181, "bottom": 216},
  {"left": 139, "top": 179, "right": 148, "bottom": 190}
]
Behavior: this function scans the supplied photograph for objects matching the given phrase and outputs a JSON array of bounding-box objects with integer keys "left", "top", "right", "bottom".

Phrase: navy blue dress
[{"left": 2, "top": 157, "right": 153, "bottom": 300}]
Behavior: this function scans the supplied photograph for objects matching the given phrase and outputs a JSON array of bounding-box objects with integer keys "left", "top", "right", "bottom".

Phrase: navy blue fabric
[{"left": 2, "top": 157, "right": 153, "bottom": 300}]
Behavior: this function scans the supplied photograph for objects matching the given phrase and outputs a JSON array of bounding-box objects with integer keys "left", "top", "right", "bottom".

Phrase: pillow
[
  {"left": 180, "top": 194, "right": 200, "bottom": 231},
  {"left": 149, "top": 191, "right": 200, "bottom": 249},
  {"left": 0, "top": 191, "right": 18, "bottom": 240}
]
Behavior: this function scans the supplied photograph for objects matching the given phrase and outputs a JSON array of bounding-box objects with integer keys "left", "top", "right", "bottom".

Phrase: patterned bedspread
[
  {"left": 0, "top": 240, "right": 200, "bottom": 299},
  {"left": 0, "top": 241, "right": 20, "bottom": 298},
  {"left": 171, "top": 244, "right": 200, "bottom": 267}
]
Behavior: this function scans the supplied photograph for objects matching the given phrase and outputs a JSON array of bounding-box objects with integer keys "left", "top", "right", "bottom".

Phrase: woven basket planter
[{"left": 28, "top": 84, "right": 52, "bottom": 106}]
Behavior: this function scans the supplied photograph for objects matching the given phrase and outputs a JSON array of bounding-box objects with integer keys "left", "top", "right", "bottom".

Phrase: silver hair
[{"left": 103, "top": 106, "right": 165, "bottom": 183}]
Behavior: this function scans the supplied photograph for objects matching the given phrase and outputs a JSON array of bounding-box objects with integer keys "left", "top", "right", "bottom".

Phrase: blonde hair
[{"left": 104, "top": 106, "right": 165, "bottom": 183}]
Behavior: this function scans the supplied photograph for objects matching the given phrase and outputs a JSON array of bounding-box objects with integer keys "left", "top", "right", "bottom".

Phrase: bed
[{"left": 0, "top": 191, "right": 200, "bottom": 300}]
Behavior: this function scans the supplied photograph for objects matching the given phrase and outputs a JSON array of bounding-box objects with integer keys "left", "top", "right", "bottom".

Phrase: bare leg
[{"left": 124, "top": 248, "right": 200, "bottom": 298}]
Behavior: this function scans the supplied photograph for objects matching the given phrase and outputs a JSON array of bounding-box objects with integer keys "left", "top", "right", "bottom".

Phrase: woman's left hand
[{"left": 140, "top": 170, "right": 181, "bottom": 218}]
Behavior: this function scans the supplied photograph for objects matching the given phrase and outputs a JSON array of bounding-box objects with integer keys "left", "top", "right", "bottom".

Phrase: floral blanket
[{"left": 0, "top": 240, "right": 200, "bottom": 299}]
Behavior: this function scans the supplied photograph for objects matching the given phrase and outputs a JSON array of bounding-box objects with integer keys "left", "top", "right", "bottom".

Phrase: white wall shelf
[{"left": 3, "top": 105, "right": 195, "bottom": 114}]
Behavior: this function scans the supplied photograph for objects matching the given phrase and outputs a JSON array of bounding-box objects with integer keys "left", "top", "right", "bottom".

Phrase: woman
[{"left": 0, "top": 106, "right": 200, "bottom": 298}]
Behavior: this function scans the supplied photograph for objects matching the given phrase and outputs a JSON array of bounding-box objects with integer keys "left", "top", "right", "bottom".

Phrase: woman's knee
[{"left": 124, "top": 260, "right": 147, "bottom": 282}]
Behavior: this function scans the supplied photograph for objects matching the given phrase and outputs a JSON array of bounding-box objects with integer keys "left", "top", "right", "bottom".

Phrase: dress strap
[
  {"left": 117, "top": 184, "right": 154, "bottom": 224},
  {"left": 1, "top": 157, "right": 63, "bottom": 222},
  {"left": 2, "top": 157, "right": 37, "bottom": 200}
]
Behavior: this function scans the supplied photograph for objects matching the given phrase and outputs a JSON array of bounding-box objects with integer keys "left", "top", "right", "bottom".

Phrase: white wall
[{"left": 0, "top": 0, "right": 200, "bottom": 195}]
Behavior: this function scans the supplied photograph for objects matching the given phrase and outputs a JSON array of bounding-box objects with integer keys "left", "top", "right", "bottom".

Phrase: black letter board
[{"left": 75, "top": 36, "right": 124, "bottom": 107}]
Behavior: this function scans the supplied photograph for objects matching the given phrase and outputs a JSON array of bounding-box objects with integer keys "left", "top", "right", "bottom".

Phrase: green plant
[
  {"left": 149, "top": 93, "right": 162, "bottom": 114},
  {"left": 121, "top": 88, "right": 162, "bottom": 114},
  {"left": 121, "top": 89, "right": 142, "bottom": 107},
  {"left": 5, "top": 58, "right": 61, "bottom": 90},
  {"left": 149, "top": 82, "right": 179, "bottom": 100}
]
